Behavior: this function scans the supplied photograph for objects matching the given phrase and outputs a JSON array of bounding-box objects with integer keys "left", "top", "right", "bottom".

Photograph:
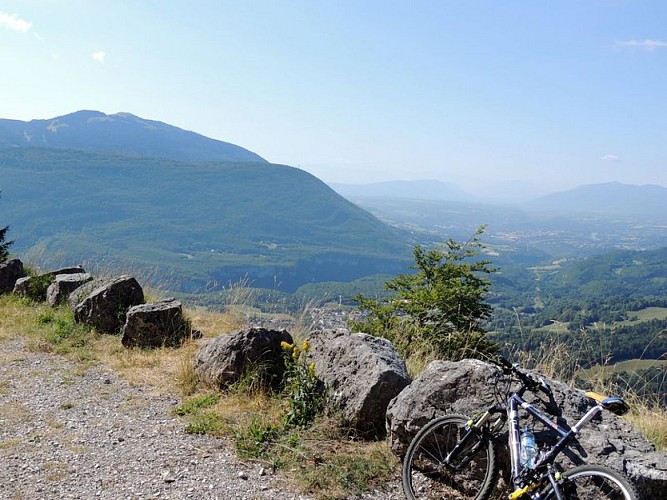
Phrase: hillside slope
[
  {"left": 0, "top": 110, "right": 265, "bottom": 163},
  {"left": 0, "top": 148, "right": 410, "bottom": 291}
]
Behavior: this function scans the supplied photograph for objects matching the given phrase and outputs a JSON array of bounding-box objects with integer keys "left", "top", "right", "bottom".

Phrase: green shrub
[
  {"left": 0, "top": 192, "right": 12, "bottom": 264},
  {"left": 24, "top": 273, "right": 55, "bottom": 302},
  {"left": 351, "top": 227, "right": 498, "bottom": 365}
]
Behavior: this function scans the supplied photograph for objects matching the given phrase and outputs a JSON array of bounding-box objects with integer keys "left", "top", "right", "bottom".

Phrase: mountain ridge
[{"left": 0, "top": 110, "right": 266, "bottom": 163}]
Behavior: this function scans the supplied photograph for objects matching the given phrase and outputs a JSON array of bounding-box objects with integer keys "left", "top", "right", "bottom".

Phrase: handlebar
[{"left": 495, "top": 355, "right": 552, "bottom": 397}]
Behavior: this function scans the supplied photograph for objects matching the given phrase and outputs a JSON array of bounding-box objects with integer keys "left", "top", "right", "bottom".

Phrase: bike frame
[
  {"left": 505, "top": 388, "right": 605, "bottom": 485},
  {"left": 436, "top": 359, "right": 633, "bottom": 500}
]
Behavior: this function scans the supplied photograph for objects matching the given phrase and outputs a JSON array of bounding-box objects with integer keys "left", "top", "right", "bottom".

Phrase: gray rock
[
  {"left": 68, "top": 277, "right": 106, "bottom": 309},
  {"left": 12, "top": 275, "right": 31, "bottom": 296},
  {"left": 121, "top": 299, "right": 190, "bottom": 348},
  {"left": 74, "top": 275, "right": 145, "bottom": 333},
  {"left": 308, "top": 329, "right": 411, "bottom": 437},
  {"left": 0, "top": 259, "right": 26, "bottom": 294},
  {"left": 387, "top": 359, "right": 666, "bottom": 497},
  {"left": 47, "top": 265, "right": 86, "bottom": 276},
  {"left": 194, "top": 327, "right": 293, "bottom": 389},
  {"left": 46, "top": 273, "right": 93, "bottom": 307},
  {"left": 12, "top": 265, "right": 85, "bottom": 301}
]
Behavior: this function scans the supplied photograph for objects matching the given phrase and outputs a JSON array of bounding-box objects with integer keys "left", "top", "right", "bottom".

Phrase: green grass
[
  {"left": 580, "top": 358, "right": 667, "bottom": 378},
  {"left": 533, "top": 321, "right": 570, "bottom": 334},
  {"left": 173, "top": 393, "right": 220, "bottom": 416},
  {"left": 619, "top": 307, "right": 667, "bottom": 325},
  {"left": 185, "top": 411, "right": 226, "bottom": 435},
  {"left": 0, "top": 294, "right": 98, "bottom": 359}
]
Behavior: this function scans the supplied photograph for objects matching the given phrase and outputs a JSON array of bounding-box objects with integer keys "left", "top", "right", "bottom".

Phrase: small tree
[
  {"left": 350, "top": 226, "right": 497, "bottom": 362},
  {"left": 0, "top": 192, "right": 13, "bottom": 263}
]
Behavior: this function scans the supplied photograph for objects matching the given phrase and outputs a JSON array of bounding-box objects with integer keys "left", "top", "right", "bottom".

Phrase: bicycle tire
[
  {"left": 544, "top": 464, "right": 638, "bottom": 500},
  {"left": 402, "top": 414, "right": 498, "bottom": 500}
]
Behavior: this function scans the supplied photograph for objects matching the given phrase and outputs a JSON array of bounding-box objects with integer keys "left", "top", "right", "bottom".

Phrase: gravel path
[
  {"left": 0, "top": 339, "right": 404, "bottom": 500},
  {"left": 0, "top": 339, "right": 313, "bottom": 500}
]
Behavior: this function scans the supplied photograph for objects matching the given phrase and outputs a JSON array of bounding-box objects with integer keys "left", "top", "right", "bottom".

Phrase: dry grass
[
  {"left": 626, "top": 404, "right": 667, "bottom": 450},
  {"left": 0, "top": 294, "right": 226, "bottom": 397}
]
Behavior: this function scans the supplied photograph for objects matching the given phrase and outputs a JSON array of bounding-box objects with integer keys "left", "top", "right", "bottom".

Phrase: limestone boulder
[
  {"left": 387, "top": 358, "right": 666, "bottom": 497},
  {"left": 194, "top": 327, "right": 293, "bottom": 389},
  {"left": 13, "top": 276, "right": 30, "bottom": 296},
  {"left": 121, "top": 299, "right": 190, "bottom": 348},
  {"left": 68, "top": 277, "right": 106, "bottom": 309},
  {"left": 73, "top": 275, "right": 144, "bottom": 333},
  {"left": 13, "top": 265, "right": 85, "bottom": 301},
  {"left": 1, "top": 259, "right": 26, "bottom": 294},
  {"left": 46, "top": 273, "right": 93, "bottom": 306},
  {"left": 307, "top": 329, "right": 411, "bottom": 437}
]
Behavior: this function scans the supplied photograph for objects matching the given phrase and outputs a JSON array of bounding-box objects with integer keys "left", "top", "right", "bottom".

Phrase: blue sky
[{"left": 2, "top": 1, "right": 666, "bottom": 194}]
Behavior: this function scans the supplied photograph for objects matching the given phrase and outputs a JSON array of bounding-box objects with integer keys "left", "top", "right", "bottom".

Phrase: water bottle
[{"left": 520, "top": 426, "right": 537, "bottom": 469}]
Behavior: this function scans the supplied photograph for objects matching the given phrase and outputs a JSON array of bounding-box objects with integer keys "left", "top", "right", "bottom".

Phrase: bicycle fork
[{"left": 444, "top": 409, "right": 505, "bottom": 469}]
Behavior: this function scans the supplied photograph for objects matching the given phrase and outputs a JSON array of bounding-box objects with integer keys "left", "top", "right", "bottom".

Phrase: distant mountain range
[
  {"left": 0, "top": 110, "right": 265, "bottom": 163},
  {"left": 521, "top": 182, "right": 667, "bottom": 217},
  {"left": 331, "top": 180, "right": 471, "bottom": 202},
  {"left": 0, "top": 111, "right": 409, "bottom": 291},
  {"left": 332, "top": 179, "right": 667, "bottom": 219}
]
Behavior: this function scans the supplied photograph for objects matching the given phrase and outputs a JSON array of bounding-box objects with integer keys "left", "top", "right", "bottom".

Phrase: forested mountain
[
  {"left": 0, "top": 148, "right": 410, "bottom": 291},
  {"left": 0, "top": 110, "right": 265, "bottom": 163},
  {"left": 489, "top": 247, "right": 667, "bottom": 363}
]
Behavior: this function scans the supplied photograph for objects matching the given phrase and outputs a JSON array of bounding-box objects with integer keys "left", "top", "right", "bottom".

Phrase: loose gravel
[{"left": 0, "top": 340, "right": 403, "bottom": 500}]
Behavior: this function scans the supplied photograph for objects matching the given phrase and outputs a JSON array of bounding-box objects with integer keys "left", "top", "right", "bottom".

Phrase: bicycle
[{"left": 402, "top": 356, "right": 639, "bottom": 499}]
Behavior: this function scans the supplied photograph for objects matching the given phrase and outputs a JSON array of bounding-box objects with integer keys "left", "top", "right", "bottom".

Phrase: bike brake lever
[
  {"left": 496, "top": 355, "right": 515, "bottom": 373},
  {"left": 537, "top": 376, "right": 552, "bottom": 396}
]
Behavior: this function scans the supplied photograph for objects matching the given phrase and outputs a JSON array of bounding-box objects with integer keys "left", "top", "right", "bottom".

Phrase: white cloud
[
  {"left": 601, "top": 154, "right": 620, "bottom": 162},
  {"left": 92, "top": 51, "right": 106, "bottom": 63},
  {"left": 615, "top": 39, "right": 667, "bottom": 51},
  {"left": 0, "top": 12, "right": 32, "bottom": 32}
]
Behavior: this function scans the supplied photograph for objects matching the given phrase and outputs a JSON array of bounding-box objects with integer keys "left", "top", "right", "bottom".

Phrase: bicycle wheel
[
  {"left": 545, "top": 464, "right": 638, "bottom": 500},
  {"left": 402, "top": 414, "right": 497, "bottom": 500}
]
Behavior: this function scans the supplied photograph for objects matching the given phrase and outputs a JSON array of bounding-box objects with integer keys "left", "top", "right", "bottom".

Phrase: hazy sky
[{"left": 2, "top": 1, "right": 666, "bottom": 194}]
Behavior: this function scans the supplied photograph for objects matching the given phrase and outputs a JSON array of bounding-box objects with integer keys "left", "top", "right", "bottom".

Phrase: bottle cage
[{"left": 586, "top": 392, "right": 630, "bottom": 416}]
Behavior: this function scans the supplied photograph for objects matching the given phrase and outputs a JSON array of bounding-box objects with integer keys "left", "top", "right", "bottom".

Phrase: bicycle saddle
[{"left": 586, "top": 392, "right": 630, "bottom": 416}]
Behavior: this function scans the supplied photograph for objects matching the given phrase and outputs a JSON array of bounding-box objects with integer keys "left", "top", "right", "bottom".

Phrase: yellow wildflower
[
  {"left": 308, "top": 362, "right": 316, "bottom": 376},
  {"left": 292, "top": 347, "right": 300, "bottom": 359},
  {"left": 281, "top": 341, "right": 294, "bottom": 351},
  {"left": 301, "top": 340, "right": 311, "bottom": 351}
]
